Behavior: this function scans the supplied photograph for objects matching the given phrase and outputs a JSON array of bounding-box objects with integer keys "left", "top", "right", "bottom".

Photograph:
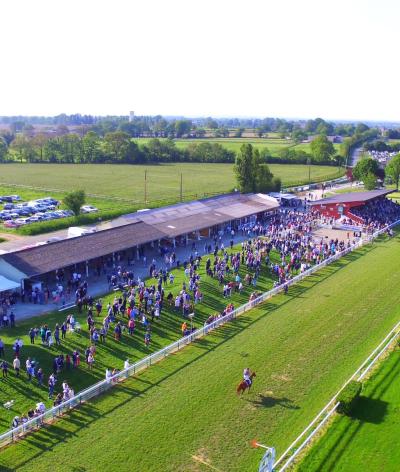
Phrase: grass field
[
  {"left": 1, "top": 233, "right": 400, "bottom": 471},
  {"left": 135, "top": 137, "right": 340, "bottom": 156},
  {"left": 297, "top": 349, "right": 400, "bottom": 472},
  {"left": 0, "top": 163, "right": 343, "bottom": 235},
  {"left": 0, "top": 163, "right": 343, "bottom": 204},
  {"left": 0, "top": 242, "right": 280, "bottom": 431}
]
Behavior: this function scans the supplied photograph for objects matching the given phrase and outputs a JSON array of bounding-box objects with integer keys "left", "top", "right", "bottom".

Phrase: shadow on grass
[
  {"left": 246, "top": 394, "right": 300, "bottom": 410},
  {"left": 1, "top": 244, "right": 377, "bottom": 469},
  {"left": 349, "top": 397, "right": 388, "bottom": 424}
]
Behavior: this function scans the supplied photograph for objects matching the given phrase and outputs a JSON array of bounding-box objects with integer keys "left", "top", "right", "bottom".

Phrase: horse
[{"left": 236, "top": 372, "right": 256, "bottom": 395}]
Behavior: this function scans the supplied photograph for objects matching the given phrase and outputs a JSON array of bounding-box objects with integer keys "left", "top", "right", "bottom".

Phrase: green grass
[
  {"left": 136, "top": 137, "right": 340, "bottom": 156},
  {"left": 1, "top": 234, "right": 400, "bottom": 471},
  {"left": 0, "top": 163, "right": 343, "bottom": 206},
  {"left": 297, "top": 348, "right": 400, "bottom": 472},
  {"left": 0, "top": 242, "right": 280, "bottom": 431},
  {"left": 0, "top": 161, "right": 344, "bottom": 236}
]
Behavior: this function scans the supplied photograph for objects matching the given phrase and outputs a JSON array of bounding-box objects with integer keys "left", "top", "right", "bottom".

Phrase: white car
[
  {"left": 81, "top": 205, "right": 98, "bottom": 213},
  {"left": 14, "top": 218, "right": 29, "bottom": 225}
]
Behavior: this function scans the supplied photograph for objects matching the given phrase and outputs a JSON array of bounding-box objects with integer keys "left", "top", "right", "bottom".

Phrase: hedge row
[{"left": 337, "top": 380, "right": 362, "bottom": 415}]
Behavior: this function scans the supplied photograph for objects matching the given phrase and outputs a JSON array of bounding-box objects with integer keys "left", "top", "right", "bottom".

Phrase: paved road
[{"left": 348, "top": 146, "right": 363, "bottom": 168}]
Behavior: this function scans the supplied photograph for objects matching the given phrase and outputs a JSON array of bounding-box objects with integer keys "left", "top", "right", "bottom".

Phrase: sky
[{"left": 1, "top": 0, "right": 399, "bottom": 121}]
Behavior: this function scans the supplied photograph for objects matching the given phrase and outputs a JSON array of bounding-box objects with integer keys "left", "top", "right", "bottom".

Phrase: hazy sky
[{"left": 1, "top": 0, "right": 399, "bottom": 120}]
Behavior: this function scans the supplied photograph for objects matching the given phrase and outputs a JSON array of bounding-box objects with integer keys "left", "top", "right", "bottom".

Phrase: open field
[
  {"left": 1, "top": 233, "right": 400, "bottom": 471},
  {"left": 0, "top": 242, "right": 280, "bottom": 431},
  {"left": 0, "top": 163, "right": 343, "bottom": 235},
  {"left": 297, "top": 349, "right": 400, "bottom": 472},
  {"left": 136, "top": 137, "right": 340, "bottom": 155},
  {"left": 0, "top": 163, "right": 343, "bottom": 204}
]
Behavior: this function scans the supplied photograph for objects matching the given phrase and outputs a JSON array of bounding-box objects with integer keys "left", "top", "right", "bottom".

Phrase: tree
[
  {"left": 363, "top": 172, "right": 377, "bottom": 190},
  {"left": 316, "top": 121, "right": 334, "bottom": 135},
  {"left": 205, "top": 118, "right": 218, "bottom": 129},
  {"left": 10, "top": 135, "right": 35, "bottom": 162},
  {"left": 0, "top": 130, "right": 15, "bottom": 146},
  {"left": 82, "top": 131, "right": 103, "bottom": 163},
  {"left": 355, "top": 123, "right": 369, "bottom": 134},
  {"left": 291, "top": 128, "right": 308, "bottom": 143},
  {"left": 352, "top": 157, "right": 379, "bottom": 182},
  {"left": 0, "top": 137, "right": 8, "bottom": 162},
  {"left": 234, "top": 144, "right": 257, "bottom": 192},
  {"left": 32, "top": 133, "right": 49, "bottom": 161},
  {"left": 310, "top": 135, "right": 335, "bottom": 163},
  {"left": 174, "top": 120, "right": 192, "bottom": 138},
  {"left": 255, "top": 127, "right": 264, "bottom": 138},
  {"left": 63, "top": 190, "right": 86, "bottom": 216},
  {"left": 385, "top": 154, "right": 400, "bottom": 190},
  {"left": 234, "top": 144, "right": 278, "bottom": 193},
  {"left": 256, "top": 164, "right": 275, "bottom": 192},
  {"left": 234, "top": 128, "right": 244, "bottom": 138},
  {"left": 104, "top": 131, "right": 132, "bottom": 161}
]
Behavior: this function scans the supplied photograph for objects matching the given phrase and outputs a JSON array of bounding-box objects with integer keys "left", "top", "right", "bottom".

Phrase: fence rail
[{"left": 0, "top": 218, "right": 397, "bottom": 449}]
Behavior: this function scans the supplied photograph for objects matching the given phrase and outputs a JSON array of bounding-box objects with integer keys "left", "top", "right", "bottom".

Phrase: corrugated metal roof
[
  {"left": 311, "top": 189, "right": 393, "bottom": 206},
  {"left": 3, "top": 222, "right": 167, "bottom": 278},
  {"left": 0, "top": 193, "right": 279, "bottom": 277}
]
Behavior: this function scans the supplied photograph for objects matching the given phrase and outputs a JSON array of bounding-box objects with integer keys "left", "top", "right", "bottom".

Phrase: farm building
[
  {"left": 0, "top": 192, "right": 279, "bottom": 293},
  {"left": 310, "top": 189, "right": 394, "bottom": 223}
]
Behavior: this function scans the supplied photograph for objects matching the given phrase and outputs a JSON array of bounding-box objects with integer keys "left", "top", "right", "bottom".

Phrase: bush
[
  {"left": 337, "top": 380, "right": 362, "bottom": 415},
  {"left": 16, "top": 207, "right": 138, "bottom": 236}
]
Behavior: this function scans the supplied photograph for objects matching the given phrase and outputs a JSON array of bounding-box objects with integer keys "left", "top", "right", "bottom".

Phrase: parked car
[
  {"left": 3, "top": 203, "right": 14, "bottom": 210},
  {"left": 14, "top": 218, "right": 28, "bottom": 225},
  {"left": 46, "top": 237, "right": 62, "bottom": 243},
  {"left": 81, "top": 205, "right": 98, "bottom": 213},
  {"left": 3, "top": 220, "right": 19, "bottom": 228}
]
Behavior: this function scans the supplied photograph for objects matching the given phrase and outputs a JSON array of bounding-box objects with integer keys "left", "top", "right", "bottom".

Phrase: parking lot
[{"left": 0, "top": 194, "right": 97, "bottom": 228}]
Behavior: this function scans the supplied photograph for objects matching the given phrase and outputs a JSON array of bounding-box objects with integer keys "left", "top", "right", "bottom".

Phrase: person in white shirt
[
  {"left": 243, "top": 367, "right": 252, "bottom": 386},
  {"left": 105, "top": 368, "right": 112, "bottom": 383}
]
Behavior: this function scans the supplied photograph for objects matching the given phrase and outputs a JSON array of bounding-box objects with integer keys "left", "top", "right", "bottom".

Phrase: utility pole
[
  {"left": 180, "top": 173, "right": 183, "bottom": 202},
  {"left": 144, "top": 169, "right": 147, "bottom": 203}
]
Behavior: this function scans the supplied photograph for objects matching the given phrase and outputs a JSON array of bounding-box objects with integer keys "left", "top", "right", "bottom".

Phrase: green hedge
[
  {"left": 337, "top": 380, "right": 362, "bottom": 415},
  {"left": 16, "top": 207, "right": 138, "bottom": 236}
]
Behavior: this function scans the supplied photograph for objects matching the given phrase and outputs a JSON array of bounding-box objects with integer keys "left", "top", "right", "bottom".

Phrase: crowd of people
[{"left": 350, "top": 197, "right": 400, "bottom": 231}]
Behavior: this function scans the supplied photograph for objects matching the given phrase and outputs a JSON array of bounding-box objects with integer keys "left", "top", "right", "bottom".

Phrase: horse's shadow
[{"left": 246, "top": 394, "right": 300, "bottom": 410}]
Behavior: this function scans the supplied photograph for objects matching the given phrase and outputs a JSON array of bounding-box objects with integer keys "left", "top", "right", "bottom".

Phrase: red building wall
[{"left": 312, "top": 201, "right": 365, "bottom": 222}]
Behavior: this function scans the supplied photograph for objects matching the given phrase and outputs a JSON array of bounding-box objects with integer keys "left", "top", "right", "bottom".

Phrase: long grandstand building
[{"left": 0, "top": 192, "right": 279, "bottom": 294}]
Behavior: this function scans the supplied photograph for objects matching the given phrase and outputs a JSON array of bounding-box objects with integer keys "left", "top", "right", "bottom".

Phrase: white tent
[{"left": 0, "top": 275, "right": 20, "bottom": 292}]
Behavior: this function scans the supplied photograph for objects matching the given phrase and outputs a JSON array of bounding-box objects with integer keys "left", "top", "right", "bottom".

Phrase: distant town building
[{"left": 129, "top": 111, "right": 135, "bottom": 122}]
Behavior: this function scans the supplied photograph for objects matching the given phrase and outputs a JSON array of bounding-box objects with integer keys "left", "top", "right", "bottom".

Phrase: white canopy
[{"left": 0, "top": 275, "right": 20, "bottom": 292}]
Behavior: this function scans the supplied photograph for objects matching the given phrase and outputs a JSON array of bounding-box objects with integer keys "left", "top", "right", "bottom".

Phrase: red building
[{"left": 310, "top": 189, "right": 393, "bottom": 223}]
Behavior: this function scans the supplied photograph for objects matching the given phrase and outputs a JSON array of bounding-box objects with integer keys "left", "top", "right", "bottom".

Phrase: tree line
[
  {"left": 0, "top": 114, "right": 379, "bottom": 140},
  {"left": 0, "top": 132, "right": 343, "bottom": 166},
  {"left": 363, "top": 140, "right": 400, "bottom": 153},
  {"left": 0, "top": 133, "right": 236, "bottom": 164}
]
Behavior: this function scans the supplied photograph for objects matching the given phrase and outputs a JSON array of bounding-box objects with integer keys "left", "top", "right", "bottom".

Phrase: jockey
[{"left": 243, "top": 367, "right": 252, "bottom": 386}]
